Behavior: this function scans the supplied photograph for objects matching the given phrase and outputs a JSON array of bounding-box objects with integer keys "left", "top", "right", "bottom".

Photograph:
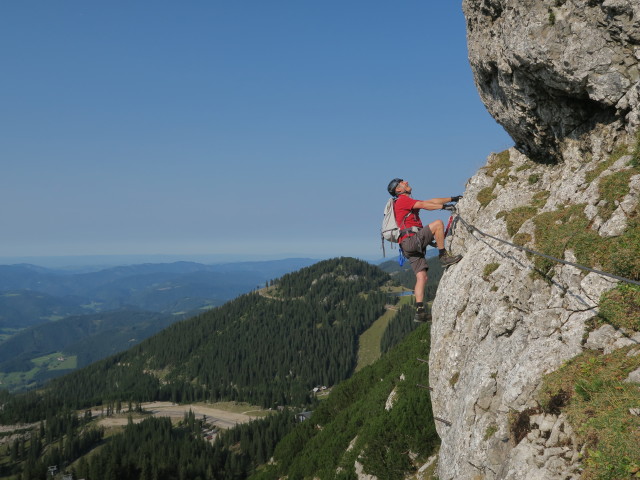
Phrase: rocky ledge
[{"left": 463, "top": 0, "right": 640, "bottom": 162}]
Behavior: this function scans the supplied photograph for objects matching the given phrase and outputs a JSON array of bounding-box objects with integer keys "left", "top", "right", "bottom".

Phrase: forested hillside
[
  {"left": 0, "top": 256, "right": 439, "bottom": 480},
  {"left": 0, "top": 259, "right": 316, "bottom": 393},
  {"left": 0, "top": 258, "right": 393, "bottom": 423},
  {"left": 2, "top": 404, "right": 299, "bottom": 480},
  {"left": 5, "top": 321, "right": 439, "bottom": 480},
  {"left": 250, "top": 319, "right": 438, "bottom": 480}
]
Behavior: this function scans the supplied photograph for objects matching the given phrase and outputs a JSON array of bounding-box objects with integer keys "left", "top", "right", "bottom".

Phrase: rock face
[
  {"left": 463, "top": 0, "right": 640, "bottom": 162},
  {"left": 425, "top": 3, "right": 640, "bottom": 478},
  {"left": 429, "top": 144, "right": 640, "bottom": 479}
]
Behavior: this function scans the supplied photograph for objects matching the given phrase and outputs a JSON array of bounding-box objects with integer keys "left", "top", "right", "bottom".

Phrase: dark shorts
[{"left": 400, "top": 227, "right": 434, "bottom": 275}]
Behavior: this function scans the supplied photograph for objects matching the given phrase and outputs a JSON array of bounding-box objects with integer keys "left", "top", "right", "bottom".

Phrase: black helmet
[{"left": 387, "top": 178, "right": 403, "bottom": 197}]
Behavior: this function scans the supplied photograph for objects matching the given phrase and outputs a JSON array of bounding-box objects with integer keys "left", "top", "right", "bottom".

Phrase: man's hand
[{"left": 450, "top": 195, "right": 463, "bottom": 202}]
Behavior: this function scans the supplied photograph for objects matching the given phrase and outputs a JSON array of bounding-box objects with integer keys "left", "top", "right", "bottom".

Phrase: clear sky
[{"left": 1, "top": 1, "right": 512, "bottom": 264}]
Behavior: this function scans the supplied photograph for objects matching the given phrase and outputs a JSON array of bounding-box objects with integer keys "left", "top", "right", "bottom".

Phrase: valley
[
  {"left": 0, "top": 257, "right": 439, "bottom": 479},
  {"left": 0, "top": 259, "right": 316, "bottom": 392}
]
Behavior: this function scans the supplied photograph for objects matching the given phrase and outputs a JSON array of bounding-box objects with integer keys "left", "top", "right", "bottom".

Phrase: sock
[
  {"left": 439, "top": 248, "right": 446, "bottom": 257},
  {"left": 416, "top": 302, "right": 424, "bottom": 311}
]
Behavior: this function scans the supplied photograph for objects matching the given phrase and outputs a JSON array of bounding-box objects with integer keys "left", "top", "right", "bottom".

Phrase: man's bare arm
[{"left": 413, "top": 197, "right": 452, "bottom": 210}]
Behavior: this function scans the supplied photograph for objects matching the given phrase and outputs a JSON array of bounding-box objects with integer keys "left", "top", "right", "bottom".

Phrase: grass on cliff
[
  {"left": 477, "top": 150, "right": 513, "bottom": 206},
  {"left": 496, "top": 206, "right": 538, "bottom": 236},
  {"left": 597, "top": 168, "right": 636, "bottom": 220},
  {"left": 530, "top": 154, "right": 640, "bottom": 334},
  {"left": 599, "top": 284, "right": 640, "bottom": 331},
  {"left": 530, "top": 133, "right": 640, "bottom": 288},
  {"left": 531, "top": 202, "right": 640, "bottom": 284},
  {"left": 494, "top": 191, "right": 550, "bottom": 238},
  {"left": 489, "top": 135, "right": 640, "bottom": 290},
  {"left": 584, "top": 131, "right": 640, "bottom": 182},
  {"left": 538, "top": 347, "right": 640, "bottom": 479},
  {"left": 584, "top": 145, "right": 628, "bottom": 183},
  {"left": 482, "top": 262, "right": 500, "bottom": 280}
]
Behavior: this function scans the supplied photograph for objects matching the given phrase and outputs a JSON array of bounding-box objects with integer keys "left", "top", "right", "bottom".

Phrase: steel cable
[{"left": 453, "top": 212, "right": 640, "bottom": 287}]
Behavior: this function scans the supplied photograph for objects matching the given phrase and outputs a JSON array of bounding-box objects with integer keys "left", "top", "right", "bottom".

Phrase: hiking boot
[
  {"left": 414, "top": 307, "right": 432, "bottom": 323},
  {"left": 440, "top": 252, "right": 462, "bottom": 267}
]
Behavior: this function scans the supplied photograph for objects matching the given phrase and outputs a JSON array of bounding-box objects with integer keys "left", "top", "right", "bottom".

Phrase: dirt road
[{"left": 97, "top": 401, "right": 261, "bottom": 429}]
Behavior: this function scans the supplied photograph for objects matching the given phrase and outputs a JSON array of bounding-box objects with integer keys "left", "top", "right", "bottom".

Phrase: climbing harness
[{"left": 445, "top": 205, "right": 640, "bottom": 287}]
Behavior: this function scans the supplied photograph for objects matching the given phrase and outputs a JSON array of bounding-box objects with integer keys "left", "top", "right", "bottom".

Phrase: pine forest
[{"left": 0, "top": 257, "right": 439, "bottom": 479}]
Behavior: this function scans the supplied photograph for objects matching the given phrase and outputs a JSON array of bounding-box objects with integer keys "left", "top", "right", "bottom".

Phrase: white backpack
[{"left": 380, "top": 198, "right": 411, "bottom": 256}]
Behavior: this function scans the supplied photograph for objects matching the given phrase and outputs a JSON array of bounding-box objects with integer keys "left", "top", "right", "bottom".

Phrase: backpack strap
[{"left": 397, "top": 203, "right": 414, "bottom": 242}]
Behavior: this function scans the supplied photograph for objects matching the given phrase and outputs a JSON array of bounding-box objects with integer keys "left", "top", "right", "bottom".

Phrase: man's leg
[
  {"left": 428, "top": 219, "right": 445, "bottom": 249},
  {"left": 414, "top": 270, "right": 427, "bottom": 304},
  {"left": 428, "top": 219, "right": 462, "bottom": 267},
  {"left": 402, "top": 235, "right": 431, "bottom": 323},
  {"left": 414, "top": 269, "right": 430, "bottom": 322}
]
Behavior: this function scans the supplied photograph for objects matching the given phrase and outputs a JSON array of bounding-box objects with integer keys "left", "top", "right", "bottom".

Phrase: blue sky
[{"left": 1, "top": 2, "right": 512, "bottom": 264}]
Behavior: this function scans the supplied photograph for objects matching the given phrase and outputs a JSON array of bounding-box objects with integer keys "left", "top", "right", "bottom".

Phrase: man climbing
[{"left": 387, "top": 178, "right": 463, "bottom": 322}]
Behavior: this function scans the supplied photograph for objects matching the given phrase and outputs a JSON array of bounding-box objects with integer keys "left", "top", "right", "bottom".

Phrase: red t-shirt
[{"left": 394, "top": 195, "right": 422, "bottom": 242}]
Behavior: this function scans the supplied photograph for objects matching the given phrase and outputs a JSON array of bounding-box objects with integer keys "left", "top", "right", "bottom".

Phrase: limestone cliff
[
  {"left": 427, "top": 1, "right": 640, "bottom": 479},
  {"left": 430, "top": 143, "right": 640, "bottom": 479},
  {"left": 464, "top": 0, "right": 640, "bottom": 162}
]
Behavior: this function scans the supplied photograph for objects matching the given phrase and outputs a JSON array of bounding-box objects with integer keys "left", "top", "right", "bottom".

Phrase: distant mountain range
[
  {"left": 0, "top": 258, "right": 317, "bottom": 326},
  {"left": 0, "top": 258, "right": 317, "bottom": 391}
]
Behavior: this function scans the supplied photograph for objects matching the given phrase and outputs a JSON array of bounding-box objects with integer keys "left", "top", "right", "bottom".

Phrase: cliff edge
[{"left": 428, "top": 1, "right": 640, "bottom": 478}]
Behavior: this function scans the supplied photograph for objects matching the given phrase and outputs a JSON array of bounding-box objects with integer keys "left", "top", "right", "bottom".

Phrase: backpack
[{"left": 380, "top": 198, "right": 411, "bottom": 257}]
